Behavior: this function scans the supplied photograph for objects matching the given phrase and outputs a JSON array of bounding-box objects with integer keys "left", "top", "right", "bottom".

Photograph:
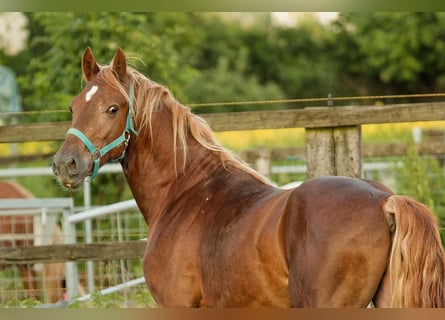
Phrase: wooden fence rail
[
  {"left": 1, "top": 102, "right": 444, "bottom": 143},
  {"left": 0, "top": 241, "right": 146, "bottom": 265}
]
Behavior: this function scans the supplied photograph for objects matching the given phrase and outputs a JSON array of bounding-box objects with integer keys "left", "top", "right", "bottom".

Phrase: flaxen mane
[{"left": 94, "top": 64, "right": 271, "bottom": 185}]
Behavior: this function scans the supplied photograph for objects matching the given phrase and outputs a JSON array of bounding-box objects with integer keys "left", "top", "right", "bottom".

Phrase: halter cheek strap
[{"left": 66, "top": 85, "right": 138, "bottom": 180}]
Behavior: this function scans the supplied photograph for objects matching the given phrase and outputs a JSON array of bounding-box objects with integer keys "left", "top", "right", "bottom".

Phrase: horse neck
[{"left": 121, "top": 113, "right": 221, "bottom": 225}]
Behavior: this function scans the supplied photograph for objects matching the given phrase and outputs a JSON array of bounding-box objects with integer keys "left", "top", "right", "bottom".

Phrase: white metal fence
[
  {"left": 64, "top": 199, "right": 147, "bottom": 302},
  {"left": 0, "top": 164, "right": 151, "bottom": 307},
  {"left": 0, "top": 198, "right": 73, "bottom": 305}
]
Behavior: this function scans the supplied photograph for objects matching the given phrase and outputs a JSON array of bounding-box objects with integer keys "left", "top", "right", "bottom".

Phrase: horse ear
[
  {"left": 82, "top": 47, "right": 100, "bottom": 82},
  {"left": 111, "top": 47, "right": 127, "bottom": 82}
]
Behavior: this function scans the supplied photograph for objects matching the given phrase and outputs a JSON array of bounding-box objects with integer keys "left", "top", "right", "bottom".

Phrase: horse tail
[{"left": 383, "top": 195, "right": 445, "bottom": 307}]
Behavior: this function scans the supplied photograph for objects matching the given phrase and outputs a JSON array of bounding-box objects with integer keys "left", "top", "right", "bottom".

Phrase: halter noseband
[{"left": 66, "top": 84, "right": 138, "bottom": 180}]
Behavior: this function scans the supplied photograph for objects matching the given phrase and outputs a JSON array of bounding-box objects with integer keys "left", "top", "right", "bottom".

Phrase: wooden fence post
[
  {"left": 305, "top": 95, "right": 363, "bottom": 179},
  {"left": 334, "top": 125, "right": 362, "bottom": 177},
  {"left": 306, "top": 125, "right": 362, "bottom": 179},
  {"left": 305, "top": 127, "right": 336, "bottom": 177}
]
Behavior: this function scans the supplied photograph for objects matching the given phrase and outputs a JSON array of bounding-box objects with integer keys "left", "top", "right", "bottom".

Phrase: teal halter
[{"left": 66, "top": 84, "right": 138, "bottom": 180}]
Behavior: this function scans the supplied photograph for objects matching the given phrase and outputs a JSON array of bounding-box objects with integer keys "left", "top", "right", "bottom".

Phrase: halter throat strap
[{"left": 66, "top": 84, "right": 137, "bottom": 180}]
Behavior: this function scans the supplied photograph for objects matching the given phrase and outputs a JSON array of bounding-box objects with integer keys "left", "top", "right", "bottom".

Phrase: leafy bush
[{"left": 395, "top": 139, "right": 445, "bottom": 242}]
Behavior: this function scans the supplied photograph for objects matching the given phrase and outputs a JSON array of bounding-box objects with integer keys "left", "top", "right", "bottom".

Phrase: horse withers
[{"left": 53, "top": 47, "right": 445, "bottom": 307}]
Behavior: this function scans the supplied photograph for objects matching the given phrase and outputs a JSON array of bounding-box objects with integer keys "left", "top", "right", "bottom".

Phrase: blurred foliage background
[{"left": 4, "top": 12, "right": 445, "bottom": 117}]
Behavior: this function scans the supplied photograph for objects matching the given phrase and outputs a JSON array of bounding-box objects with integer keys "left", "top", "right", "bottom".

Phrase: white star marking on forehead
[{"left": 85, "top": 85, "right": 98, "bottom": 102}]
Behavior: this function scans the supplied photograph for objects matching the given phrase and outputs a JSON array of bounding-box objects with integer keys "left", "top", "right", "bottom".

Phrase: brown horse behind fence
[
  {"left": 0, "top": 181, "right": 66, "bottom": 303},
  {"left": 53, "top": 47, "right": 445, "bottom": 307}
]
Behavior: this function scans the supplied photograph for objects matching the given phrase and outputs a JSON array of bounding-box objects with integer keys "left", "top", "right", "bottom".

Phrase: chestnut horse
[{"left": 53, "top": 47, "right": 445, "bottom": 307}]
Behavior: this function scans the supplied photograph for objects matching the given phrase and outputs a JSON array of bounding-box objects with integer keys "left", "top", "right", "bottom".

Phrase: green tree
[
  {"left": 242, "top": 18, "right": 339, "bottom": 100},
  {"left": 332, "top": 12, "right": 445, "bottom": 96}
]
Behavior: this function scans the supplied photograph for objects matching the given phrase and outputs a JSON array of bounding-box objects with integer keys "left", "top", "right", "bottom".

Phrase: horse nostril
[{"left": 66, "top": 157, "right": 78, "bottom": 176}]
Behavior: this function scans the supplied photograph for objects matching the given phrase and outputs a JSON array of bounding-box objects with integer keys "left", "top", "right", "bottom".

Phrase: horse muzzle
[{"left": 52, "top": 148, "right": 92, "bottom": 190}]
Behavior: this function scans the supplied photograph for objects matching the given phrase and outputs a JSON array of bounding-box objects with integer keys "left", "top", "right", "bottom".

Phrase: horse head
[{"left": 52, "top": 47, "right": 137, "bottom": 189}]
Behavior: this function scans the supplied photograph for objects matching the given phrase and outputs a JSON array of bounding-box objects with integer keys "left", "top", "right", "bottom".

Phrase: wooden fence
[
  {"left": 1, "top": 102, "right": 444, "bottom": 143},
  {"left": 0, "top": 101, "right": 444, "bottom": 264},
  {"left": 0, "top": 241, "right": 146, "bottom": 265}
]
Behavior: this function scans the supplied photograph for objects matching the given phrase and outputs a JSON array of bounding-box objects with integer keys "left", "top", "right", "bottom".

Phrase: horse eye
[
  {"left": 107, "top": 105, "right": 119, "bottom": 115},
  {"left": 68, "top": 105, "right": 73, "bottom": 113}
]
